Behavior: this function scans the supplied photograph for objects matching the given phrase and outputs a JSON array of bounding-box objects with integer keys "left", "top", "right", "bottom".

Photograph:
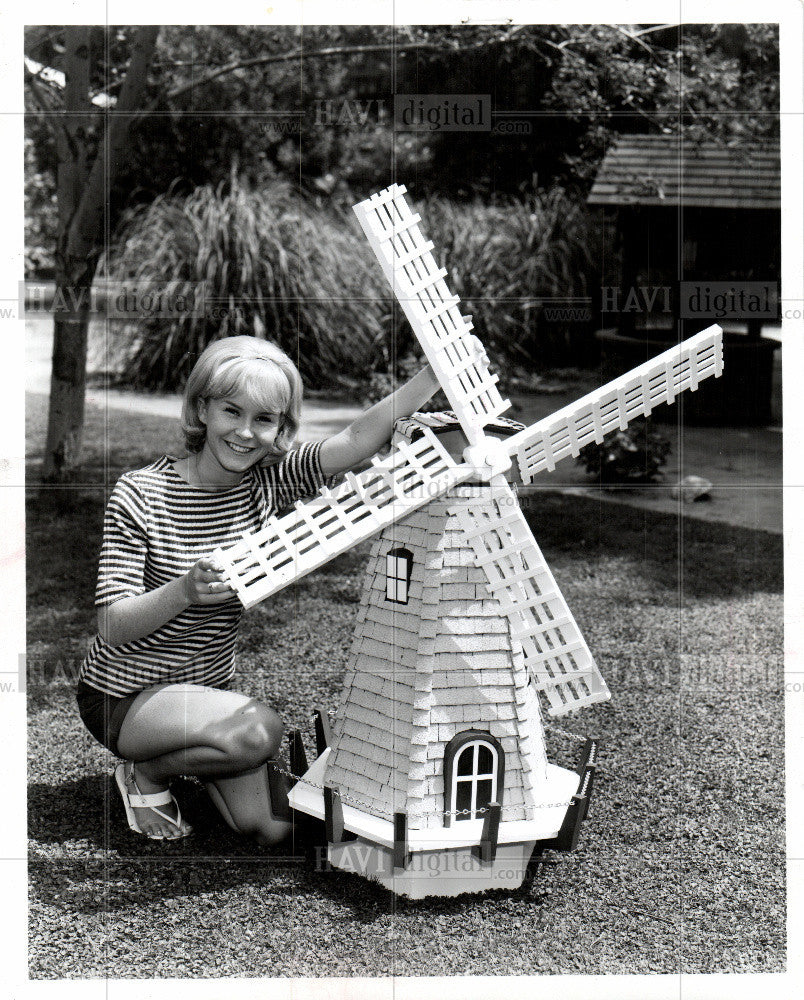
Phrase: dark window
[
  {"left": 386, "top": 547, "right": 413, "bottom": 604},
  {"left": 443, "top": 731, "right": 505, "bottom": 826}
]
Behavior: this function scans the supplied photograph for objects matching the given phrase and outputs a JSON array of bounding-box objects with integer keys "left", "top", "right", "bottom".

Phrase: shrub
[
  {"left": 103, "top": 173, "right": 387, "bottom": 390},
  {"left": 101, "top": 178, "right": 599, "bottom": 393},
  {"left": 422, "top": 188, "right": 600, "bottom": 370},
  {"left": 576, "top": 417, "right": 671, "bottom": 483}
]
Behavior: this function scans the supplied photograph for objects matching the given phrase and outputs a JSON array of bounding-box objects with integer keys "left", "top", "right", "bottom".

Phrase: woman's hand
[
  {"left": 182, "top": 556, "right": 236, "bottom": 605},
  {"left": 99, "top": 557, "right": 235, "bottom": 646}
]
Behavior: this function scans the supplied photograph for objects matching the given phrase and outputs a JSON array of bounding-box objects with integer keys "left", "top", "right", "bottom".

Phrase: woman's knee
[{"left": 215, "top": 701, "right": 284, "bottom": 770}]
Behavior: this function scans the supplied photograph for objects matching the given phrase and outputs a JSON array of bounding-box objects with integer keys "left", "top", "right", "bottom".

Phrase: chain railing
[{"left": 276, "top": 760, "right": 578, "bottom": 820}]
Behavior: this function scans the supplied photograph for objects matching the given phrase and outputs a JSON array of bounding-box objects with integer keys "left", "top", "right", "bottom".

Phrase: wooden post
[
  {"left": 314, "top": 709, "right": 333, "bottom": 756},
  {"left": 540, "top": 793, "right": 585, "bottom": 853},
  {"left": 266, "top": 761, "right": 291, "bottom": 820},
  {"left": 393, "top": 812, "right": 409, "bottom": 870},
  {"left": 539, "top": 758, "right": 596, "bottom": 854},
  {"left": 287, "top": 730, "right": 307, "bottom": 785},
  {"left": 576, "top": 737, "right": 600, "bottom": 776},
  {"left": 472, "top": 802, "right": 501, "bottom": 866},
  {"left": 575, "top": 737, "right": 599, "bottom": 821},
  {"left": 323, "top": 785, "right": 345, "bottom": 844},
  {"left": 580, "top": 766, "right": 596, "bottom": 822}
]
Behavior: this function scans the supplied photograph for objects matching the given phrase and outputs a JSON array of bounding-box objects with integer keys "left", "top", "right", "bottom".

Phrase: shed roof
[{"left": 587, "top": 134, "right": 780, "bottom": 210}]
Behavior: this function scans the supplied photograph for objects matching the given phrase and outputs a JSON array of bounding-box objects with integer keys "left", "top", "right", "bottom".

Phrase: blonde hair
[{"left": 181, "top": 336, "right": 302, "bottom": 456}]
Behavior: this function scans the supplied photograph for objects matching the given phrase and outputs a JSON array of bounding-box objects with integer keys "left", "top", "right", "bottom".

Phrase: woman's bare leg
[
  {"left": 204, "top": 765, "right": 291, "bottom": 846},
  {"left": 115, "top": 683, "right": 290, "bottom": 842}
]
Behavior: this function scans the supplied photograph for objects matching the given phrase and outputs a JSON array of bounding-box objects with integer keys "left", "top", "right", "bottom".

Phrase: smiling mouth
[{"left": 224, "top": 441, "right": 256, "bottom": 455}]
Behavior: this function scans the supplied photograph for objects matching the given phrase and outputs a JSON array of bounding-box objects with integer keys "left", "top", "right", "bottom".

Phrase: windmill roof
[
  {"left": 394, "top": 410, "right": 524, "bottom": 441},
  {"left": 587, "top": 134, "right": 780, "bottom": 210},
  {"left": 323, "top": 487, "right": 548, "bottom": 830}
]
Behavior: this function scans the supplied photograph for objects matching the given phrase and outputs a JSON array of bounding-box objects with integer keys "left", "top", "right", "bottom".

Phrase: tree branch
[
  {"left": 66, "top": 26, "right": 160, "bottom": 269},
  {"left": 138, "top": 41, "right": 450, "bottom": 116},
  {"left": 609, "top": 24, "right": 656, "bottom": 55},
  {"left": 631, "top": 24, "right": 680, "bottom": 39},
  {"left": 130, "top": 32, "right": 525, "bottom": 120},
  {"left": 45, "top": 29, "right": 540, "bottom": 108}
]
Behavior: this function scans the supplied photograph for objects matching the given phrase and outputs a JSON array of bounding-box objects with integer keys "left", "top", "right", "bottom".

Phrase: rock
[{"left": 671, "top": 475, "right": 713, "bottom": 502}]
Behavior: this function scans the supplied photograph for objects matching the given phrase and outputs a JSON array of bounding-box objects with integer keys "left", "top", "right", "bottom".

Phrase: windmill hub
[{"left": 462, "top": 437, "right": 513, "bottom": 481}]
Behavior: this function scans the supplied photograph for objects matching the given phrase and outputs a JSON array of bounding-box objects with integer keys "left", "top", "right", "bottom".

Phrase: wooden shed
[{"left": 587, "top": 134, "right": 781, "bottom": 424}]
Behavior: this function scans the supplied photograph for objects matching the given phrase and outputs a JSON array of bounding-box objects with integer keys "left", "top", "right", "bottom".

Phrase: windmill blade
[
  {"left": 353, "top": 183, "right": 510, "bottom": 446},
  {"left": 453, "top": 477, "right": 610, "bottom": 717},
  {"left": 214, "top": 427, "right": 475, "bottom": 609},
  {"left": 504, "top": 325, "right": 723, "bottom": 482}
]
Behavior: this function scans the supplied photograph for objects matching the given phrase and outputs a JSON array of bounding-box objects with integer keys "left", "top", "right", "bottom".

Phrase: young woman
[{"left": 76, "top": 335, "right": 440, "bottom": 844}]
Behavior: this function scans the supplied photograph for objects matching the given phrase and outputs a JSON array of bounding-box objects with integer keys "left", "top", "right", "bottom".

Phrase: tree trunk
[
  {"left": 42, "top": 26, "right": 159, "bottom": 482},
  {"left": 42, "top": 27, "right": 92, "bottom": 481},
  {"left": 43, "top": 282, "right": 94, "bottom": 480}
]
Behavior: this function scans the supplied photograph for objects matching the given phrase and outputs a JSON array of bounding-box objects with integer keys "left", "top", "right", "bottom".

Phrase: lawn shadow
[
  {"left": 301, "top": 845, "right": 554, "bottom": 920},
  {"left": 29, "top": 772, "right": 309, "bottom": 860},
  {"left": 29, "top": 770, "right": 553, "bottom": 921},
  {"left": 523, "top": 491, "right": 782, "bottom": 600}
]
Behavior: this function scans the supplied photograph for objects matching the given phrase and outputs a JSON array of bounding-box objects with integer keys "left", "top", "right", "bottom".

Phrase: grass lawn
[{"left": 26, "top": 393, "right": 784, "bottom": 978}]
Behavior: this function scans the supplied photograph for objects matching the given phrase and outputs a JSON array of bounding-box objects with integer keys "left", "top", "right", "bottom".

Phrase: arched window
[
  {"left": 443, "top": 731, "right": 505, "bottom": 827},
  {"left": 386, "top": 547, "right": 413, "bottom": 604}
]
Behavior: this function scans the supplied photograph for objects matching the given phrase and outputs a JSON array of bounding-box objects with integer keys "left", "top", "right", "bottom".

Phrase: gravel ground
[{"left": 27, "top": 400, "right": 785, "bottom": 978}]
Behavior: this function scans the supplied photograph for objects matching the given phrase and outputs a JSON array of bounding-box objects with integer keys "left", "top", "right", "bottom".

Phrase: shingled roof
[
  {"left": 324, "top": 487, "right": 549, "bottom": 832},
  {"left": 587, "top": 134, "right": 780, "bottom": 210}
]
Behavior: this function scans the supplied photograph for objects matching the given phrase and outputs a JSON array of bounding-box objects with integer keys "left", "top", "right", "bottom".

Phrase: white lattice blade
[
  {"left": 506, "top": 325, "right": 723, "bottom": 481},
  {"left": 454, "top": 478, "right": 611, "bottom": 718},
  {"left": 214, "top": 428, "right": 476, "bottom": 609},
  {"left": 353, "top": 184, "right": 510, "bottom": 445}
]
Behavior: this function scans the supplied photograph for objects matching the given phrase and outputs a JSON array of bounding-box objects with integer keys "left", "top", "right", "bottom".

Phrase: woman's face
[{"left": 198, "top": 388, "right": 283, "bottom": 474}]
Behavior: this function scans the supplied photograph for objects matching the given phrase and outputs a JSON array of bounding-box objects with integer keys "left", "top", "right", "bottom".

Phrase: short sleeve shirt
[{"left": 79, "top": 441, "right": 327, "bottom": 696}]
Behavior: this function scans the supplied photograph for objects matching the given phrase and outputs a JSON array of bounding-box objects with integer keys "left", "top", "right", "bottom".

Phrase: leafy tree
[
  {"left": 543, "top": 23, "right": 778, "bottom": 185},
  {"left": 24, "top": 135, "right": 57, "bottom": 274},
  {"left": 392, "top": 23, "right": 778, "bottom": 194},
  {"left": 26, "top": 26, "right": 159, "bottom": 482}
]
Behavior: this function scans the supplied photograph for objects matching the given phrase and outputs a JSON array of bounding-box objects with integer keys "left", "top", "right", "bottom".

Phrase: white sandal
[{"left": 114, "top": 762, "right": 192, "bottom": 839}]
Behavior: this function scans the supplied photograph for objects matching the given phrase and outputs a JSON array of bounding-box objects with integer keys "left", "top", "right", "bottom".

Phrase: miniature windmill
[{"left": 214, "top": 184, "right": 723, "bottom": 898}]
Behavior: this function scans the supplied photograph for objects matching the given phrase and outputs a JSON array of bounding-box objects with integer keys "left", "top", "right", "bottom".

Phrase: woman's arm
[
  {"left": 318, "top": 364, "right": 441, "bottom": 477},
  {"left": 98, "top": 558, "right": 234, "bottom": 647}
]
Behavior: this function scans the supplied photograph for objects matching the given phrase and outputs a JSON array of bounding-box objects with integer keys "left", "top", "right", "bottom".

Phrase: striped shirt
[{"left": 79, "top": 442, "right": 327, "bottom": 697}]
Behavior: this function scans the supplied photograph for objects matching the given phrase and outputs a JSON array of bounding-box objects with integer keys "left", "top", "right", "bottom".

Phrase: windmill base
[{"left": 328, "top": 838, "right": 537, "bottom": 899}]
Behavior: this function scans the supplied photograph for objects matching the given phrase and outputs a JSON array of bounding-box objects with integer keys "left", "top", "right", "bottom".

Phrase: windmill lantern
[{"left": 214, "top": 184, "right": 723, "bottom": 898}]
